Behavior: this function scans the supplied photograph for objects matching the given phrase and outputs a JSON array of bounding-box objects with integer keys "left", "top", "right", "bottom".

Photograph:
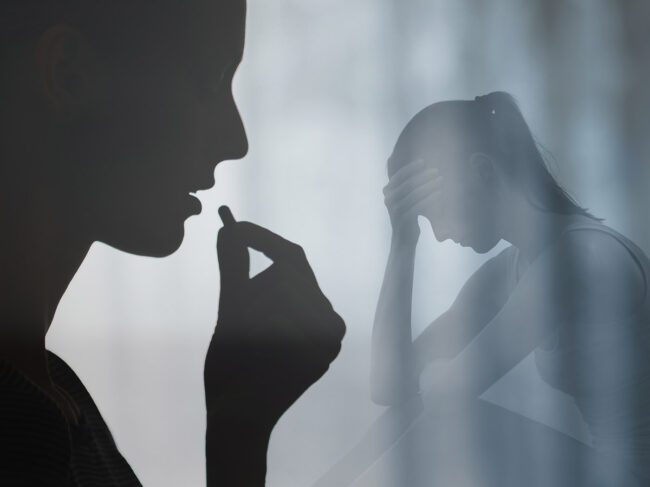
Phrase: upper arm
[
  {"left": 436, "top": 230, "right": 646, "bottom": 396},
  {"left": 553, "top": 230, "right": 645, "bottom": 324},
  {"left": 502, "top": 230, "right": 644, "bottom": 334},
  {"left": 412, "top": 248, "right": 513, "bottom": 368}
]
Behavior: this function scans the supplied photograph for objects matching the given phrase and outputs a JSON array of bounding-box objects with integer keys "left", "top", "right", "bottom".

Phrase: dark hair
[{"left": 388, "top": 91, "right": 600, "bottom": 221}]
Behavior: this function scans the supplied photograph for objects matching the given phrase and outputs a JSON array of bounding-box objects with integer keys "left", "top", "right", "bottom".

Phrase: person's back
[{"left": 529, "top": 219, "right": 650, "bottom": 479}]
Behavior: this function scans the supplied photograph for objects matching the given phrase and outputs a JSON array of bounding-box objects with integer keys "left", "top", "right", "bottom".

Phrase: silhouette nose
[
  {"left": 230, "top": 112, "right": 248, "bottom": 160},
  {"left": 218, "top": 102, "right": 248, "bottom": 161}
]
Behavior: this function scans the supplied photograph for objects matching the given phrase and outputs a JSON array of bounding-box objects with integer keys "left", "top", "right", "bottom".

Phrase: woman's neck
[
  {"left": 501, "top": 195, "right": 592, "bottom": 265},
  {"left": 0, "top": 199, "right": 90, "bottom": 391}
]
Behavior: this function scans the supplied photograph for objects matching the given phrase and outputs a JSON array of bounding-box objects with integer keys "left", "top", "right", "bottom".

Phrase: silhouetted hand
[
  {"left": 204, "top": 214, "right": 346, "bottom": 429},
  {"left": 383, "top": 159, "right": 441, "bottom": 245}
]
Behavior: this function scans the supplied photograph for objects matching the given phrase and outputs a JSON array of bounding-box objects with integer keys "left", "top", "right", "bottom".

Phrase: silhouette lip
[
  {"left": 185, "top": 193, "right": 202, "bottom": 215},
  {"left": 188, "top": 179, "right": 216, "bottom": 193}
]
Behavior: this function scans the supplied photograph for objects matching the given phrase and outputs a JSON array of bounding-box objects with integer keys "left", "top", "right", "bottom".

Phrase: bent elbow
[
  {"left": 370, "top": 372, "right": 416, "bottom": 406},
  {"left": 371, "top": 388, "right": 400, "bottom": 406},
  {"left": 370, "top": 370, "right": 394, "bottom": 406}
]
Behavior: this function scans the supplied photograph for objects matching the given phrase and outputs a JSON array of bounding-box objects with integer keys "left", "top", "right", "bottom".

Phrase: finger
[
  {"left": 229, "top": 221, "right": 300, "bottom": 261},
  {"left": 384, "top": 165, "right": 438, "bottom": 197},
  {"left": 383, "top": 167, "right": 440, "bottom": 195},
  {"left": 248, "top": 259, "right": 322, "bottom": 308},
  {"left": 218, "top": 205, "right": 236, "bottom": 226},
  {"left": 385, "top": 174, "right": 442, "bottom": 209},
  {"left": 217, "top": 223, "right": 250, "bottom": 301},
  {"left": 385, "top": 165, "right": 439, "bottom": 192},
  {"left": 228, "top": 280, "right": 316, "bottom": 346},
  {"left": 384, "top": 159, "right": 434, "bottom": 192},
  {"left": 384, "top": 170, "right": 440, "bottom": 213},
  {"left": 384, "top": 159, "right": 425, "bottom": 190},
  {"left": 278, "top": 286, "right": 346, "bottom": 349},
  {"left": 393, "top": 188, "right": 443, "bottom": 223},
  {"left": 280, "top": 284, "right": 346, "bottom": 344},
  {"left": 231, "top": 222, "right": 318, "bottom": 285},
  {"left": 253, "top": 304, "right": 344, "bottom": 366},
  {"left": 244, "top": 269, "right": 345, "bottom": 344},
  {"left": 389, "top": 177, "right": 443, "bottom": 215}
]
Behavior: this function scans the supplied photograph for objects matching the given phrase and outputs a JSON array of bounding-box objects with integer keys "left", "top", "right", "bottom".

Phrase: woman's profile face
[
  {"left": 417, "top": 144, "right": 502, "bottom": 254},
  {"left": 74, "top": 0, "right": 248, "bottom": 257}
]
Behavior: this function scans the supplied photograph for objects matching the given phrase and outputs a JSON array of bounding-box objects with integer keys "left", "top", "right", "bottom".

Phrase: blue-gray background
[{"left": 47, "top": 1, "right": 650, "bottom": 485}]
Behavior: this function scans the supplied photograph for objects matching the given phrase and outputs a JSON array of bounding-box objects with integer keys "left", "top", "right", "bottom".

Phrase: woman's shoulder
[
  {"left": 542, "top": 219, "right": 647, "bottom": 312},
  {"left": 0, "top": 358, "right": 72, "bottom": 482},
  {"left": 554, "top": 219, "right": 647, "bottom": 280},
  {"left": 0, "top": 358, "right": 67, "bottom": 414},
  {"left": 557, "top": 217, "right": 643, "bottom": 255},
  {"left": 47, "top": 350, "right": 85, "bottom": 388},
  {"left": 0, "top": 358, "right": 70, "bottom": 433}
]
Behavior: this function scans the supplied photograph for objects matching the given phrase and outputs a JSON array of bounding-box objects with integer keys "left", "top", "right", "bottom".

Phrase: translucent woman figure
[{"left": 328, "top": 92, "right": 649, "bottom": 486}]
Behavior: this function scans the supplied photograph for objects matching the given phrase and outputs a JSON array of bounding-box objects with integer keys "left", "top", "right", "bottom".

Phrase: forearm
[
  {"left": 370, "top": 236, "right": 419, "bottom": 403},
  {"left": 206, "top": 409, "right": 273, "bottom": 487},
  {"left": 412, "top": 323, "right": 450, "bottom": 373},
  {"left": 412, "top": 315, "right": 465, "bottom": 372}
]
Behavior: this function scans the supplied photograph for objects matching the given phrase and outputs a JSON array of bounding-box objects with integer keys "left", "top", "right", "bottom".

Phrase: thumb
[{"left": 216, "top": 207, "right": 249, "bottom": 303}]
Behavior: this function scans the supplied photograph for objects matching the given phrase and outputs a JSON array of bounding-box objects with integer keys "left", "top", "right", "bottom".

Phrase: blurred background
[{"left": 47, "top": 0, "right": 650, "bottom": 485}]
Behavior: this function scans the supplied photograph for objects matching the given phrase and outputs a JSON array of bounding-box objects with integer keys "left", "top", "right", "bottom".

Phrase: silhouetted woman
[
  {"left": 0, "top": 2, "right": 344, "bottom": 486},
  {"left": 317, "top": 92, "right": 649, "bottom": 487}
]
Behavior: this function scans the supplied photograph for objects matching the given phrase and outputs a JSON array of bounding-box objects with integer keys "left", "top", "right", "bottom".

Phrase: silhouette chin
[{"left": 101, "top": 224, "right": 186, "bottom": 258}]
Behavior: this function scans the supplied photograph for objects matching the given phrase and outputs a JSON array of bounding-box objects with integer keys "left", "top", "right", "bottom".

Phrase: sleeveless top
[
  {"left": 0, "top": 351, "right": 141, "bottom": 486},
  {"left": 503, "top": 220, "right": 650, "bottom": 480}
]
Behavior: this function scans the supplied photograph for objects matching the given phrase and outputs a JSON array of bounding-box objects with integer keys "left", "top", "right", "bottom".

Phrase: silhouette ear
[
  {"left": 469, "top": 152, "right": 495, "bottom": 182},
  {"left": 36, "top": 25, "right": 100, "bottom": 115}
]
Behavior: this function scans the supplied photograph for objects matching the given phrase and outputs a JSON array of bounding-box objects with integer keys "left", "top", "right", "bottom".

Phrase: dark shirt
[{"left": 0, "top": 351, "right": 141, "bottom": 486}]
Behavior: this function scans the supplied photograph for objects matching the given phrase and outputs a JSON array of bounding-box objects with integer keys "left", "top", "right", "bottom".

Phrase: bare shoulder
[
  {"left": 543, "top": 225, "right": 646, "bottom": 317},
  {"left": 555, "top": 226, "right": 644, "bottom": 283}
]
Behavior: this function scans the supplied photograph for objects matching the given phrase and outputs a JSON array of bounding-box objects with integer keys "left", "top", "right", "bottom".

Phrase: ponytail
[
  {"left": 473, "top": 91, "right": 600, "bottom": 220},
  {"left": 390, "top": 91, "right": 600, "bottom": 221}
]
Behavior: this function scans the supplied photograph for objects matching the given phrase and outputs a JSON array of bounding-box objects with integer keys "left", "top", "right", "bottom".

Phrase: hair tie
[{"left": 475, "top": 95, "right": 496, "bottom": 115}]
